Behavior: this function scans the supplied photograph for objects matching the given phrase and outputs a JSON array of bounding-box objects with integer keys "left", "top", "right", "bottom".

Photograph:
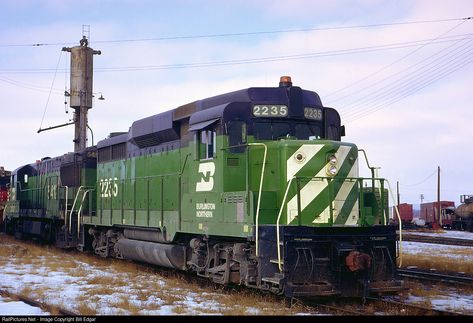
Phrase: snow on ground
[
  {"left": 401, "top": 241, "right": 473, "bottom": 262},
  {"left": 398, "top": 231, "right": 473, "bottom": 314},
  {"left": 0, "top": 234, "right": 308, "bottom": 316},
  {"left": 0, "top": 232, "right": 472, "bottom": 315},
  {"left": 0, "top": 295, "right": 49, "bottom": 315}
]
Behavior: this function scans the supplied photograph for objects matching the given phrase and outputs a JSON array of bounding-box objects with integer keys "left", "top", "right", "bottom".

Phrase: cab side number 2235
[{"left": 100, "top": 177, "right": 118, "bottom": 198}]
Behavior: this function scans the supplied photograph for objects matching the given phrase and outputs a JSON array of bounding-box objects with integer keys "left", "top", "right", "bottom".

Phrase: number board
[
  {"left": 252, "top": 105, "right": 288, "bottom": 117},
  {"left": 304, "top": 107, "right": 323, "bottom": 120}
]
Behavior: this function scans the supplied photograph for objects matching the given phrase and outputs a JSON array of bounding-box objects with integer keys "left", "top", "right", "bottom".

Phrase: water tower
[{"left": 62, "top": 36, "right": 101, "bottom": 152}]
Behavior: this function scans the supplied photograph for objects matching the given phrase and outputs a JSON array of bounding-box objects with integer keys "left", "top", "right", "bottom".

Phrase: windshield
[{"left": 254, "top": 121, "right": 322, "bottom": 140}]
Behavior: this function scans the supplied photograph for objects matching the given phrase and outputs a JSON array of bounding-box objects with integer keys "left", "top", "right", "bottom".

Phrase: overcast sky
[{"left": 0, "top": 0, "right": 472, "bottom": 206}]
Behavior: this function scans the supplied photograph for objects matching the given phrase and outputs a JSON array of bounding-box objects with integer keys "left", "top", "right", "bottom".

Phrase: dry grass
[
  {"left": 81, "top": 283, "right": 118, "bottom": 297},
  {"left": 108, "top": 295, "right": 142, "bottom": 315},
  {"left": 401, "top": 252, "right": 473, "bottom": 274},
  {"left": 76, "top": 301, "right": 98, "bottom": 315},
  {"left": 85, "top": 274, "right": 117, "bottom": 285}
]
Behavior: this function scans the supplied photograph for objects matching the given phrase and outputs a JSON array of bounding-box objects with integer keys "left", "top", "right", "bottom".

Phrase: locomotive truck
[{"left": 3, "top": 76, "right": 402, "bottom": 298}]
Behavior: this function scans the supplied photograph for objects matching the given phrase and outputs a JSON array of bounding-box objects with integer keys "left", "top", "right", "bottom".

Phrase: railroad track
[
  {"left": 300, "top": 296, "right": 467, "bottom": 316},
  {"left": 0, "top": 289, "right": 78, "bottom": 316},
  {"left": 398, "top": 267, "right": 473, "bottom": 285},
  {"left": 401, "top": 233, "right": 473, "bottom": 246},
  {"left": 366, "top": 296, "right": 467, "bottom": 316}
]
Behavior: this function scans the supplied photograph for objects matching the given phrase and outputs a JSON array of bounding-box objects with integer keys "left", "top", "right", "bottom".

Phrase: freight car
[
  {"left": 3, "top": 76, "right": 402, "bottom": 298},
  {"left": 420, "top": 201, "right": 455, "bottom": 229},
  {"left": 0, "top": 166, "right": 11, "bottom": 231},
  {"left": 452, "top": 195, "right": 473, "bottom": 232},
  {"left": 391, "top": 203, "right": 414, "bottom": 229}
]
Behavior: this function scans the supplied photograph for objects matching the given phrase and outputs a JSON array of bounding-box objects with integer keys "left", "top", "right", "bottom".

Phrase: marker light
[{"left": 328, "top": 155, "right": 337, "bottom": 165}]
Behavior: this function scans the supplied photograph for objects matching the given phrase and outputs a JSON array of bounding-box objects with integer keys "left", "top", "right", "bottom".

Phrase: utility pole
[
  {"left": 437, "top": 166, "right": 441, "bottom": 227},
  {"left": 62, "top": 36, "right": 101, "bottom": 152}
]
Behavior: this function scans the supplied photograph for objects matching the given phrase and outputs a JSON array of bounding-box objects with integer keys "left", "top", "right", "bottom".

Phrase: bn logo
[{"left": 196, "top": 162, "right": 215, "bottom": 192}]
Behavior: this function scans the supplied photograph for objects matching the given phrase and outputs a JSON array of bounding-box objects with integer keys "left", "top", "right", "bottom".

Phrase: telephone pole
[{"left": 437, "top": 166, "right": 441, "bottom": 227}]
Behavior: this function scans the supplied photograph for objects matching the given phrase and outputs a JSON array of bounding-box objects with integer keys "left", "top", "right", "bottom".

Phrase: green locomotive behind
[{"left": 4, "top": 76, "right": 402, "bottom": 298}]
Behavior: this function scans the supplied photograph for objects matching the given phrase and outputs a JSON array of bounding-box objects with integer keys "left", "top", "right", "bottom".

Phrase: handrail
[
  {"left": 358, "top": 149, "right": 380, "bottom": 193},
  {"left": 385, "top": 179, "right": 403, "bottom": 268},
  {"left": 62, "top": 186, "right": 68, "bottom": 228},
  {"left": 69, "top": 186, "right": 84, "bottom": 233},
  {"left": 247, "top": 143, "right": 267, "bottom": 257},
  {"left": 77, "top": 189, "right": 93, "bottom": 237},
  {"left": 275, "top": 176, "right": 295, "bottom": 272}
]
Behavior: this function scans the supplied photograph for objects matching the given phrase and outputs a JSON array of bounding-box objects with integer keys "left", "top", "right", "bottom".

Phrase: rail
[
  {"left": 69, "top": 186, "right": 84, "bottom": 233},
  {"left": 0, "top": 289, "right": 78, "bottom": 316},
  {"left": 77, "top": 189, "right": 94, "bottom": 237},
  {"left": 275, "top": 176, "right": 296, "bottom": 272},
  {"left": 62, "top": 185, "right": 68, "bottom": 229},
  {"left": 68, "top": 186, "right": 94, "bottom": 234},
  {"left": 401, "top": 233, "right": 473, "bottom": 246},
  {"left": 398, "top": 268, "right": 473, "bottom": 285},
  {"left": 16, "top": 175, "right": 59, "bottom": 210}
]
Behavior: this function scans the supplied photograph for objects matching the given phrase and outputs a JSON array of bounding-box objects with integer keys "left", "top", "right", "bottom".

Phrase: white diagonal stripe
[
  {"left": 286, "top": 167, "right": 327, "bottom": 223},
  {"left": 286, "top": 144, "right": 324, "bottom": 181},
  {"left": 334, "top": 145, "right": 352, "bottom": 170},
  {"left": 285, "top": 144, "right": 357, "bottom": 224},
  {"left": 334, "top": 157, "right": 359, "bottom": 224},
  {"left": 312, "top": 205, "right": 331, "bottom": 224}
]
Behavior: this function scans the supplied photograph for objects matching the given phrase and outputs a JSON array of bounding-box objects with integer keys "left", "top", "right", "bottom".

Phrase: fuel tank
[{"left": 455, "top": 203, "right": 473, "bottom": 220}]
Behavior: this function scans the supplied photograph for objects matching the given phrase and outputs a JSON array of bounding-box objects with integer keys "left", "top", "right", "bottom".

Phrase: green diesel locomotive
[{"left": 4, "top": 76, "right": 402, "bottom": 298}]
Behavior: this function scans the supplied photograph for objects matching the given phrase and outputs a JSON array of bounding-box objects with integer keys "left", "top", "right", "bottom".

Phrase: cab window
[
  {"left": 228, "top": 121, "right": 247, "bottom": 153},
  {"left": 198, "top": 129, "right": 216, "bottom": 159},
  {"left": 254, "top": 121, "right": 290, "bottom": 140}
]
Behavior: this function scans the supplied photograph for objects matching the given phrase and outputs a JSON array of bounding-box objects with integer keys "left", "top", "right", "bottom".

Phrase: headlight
[
  {"left": 328, "top": 155, "right": 337, "bottom": 165},
  {"left": 327, "top": 165, "right": 338, "bottom": 176},
  {"left": 294, "top": 152, "right": 306, "bottom": 163}
]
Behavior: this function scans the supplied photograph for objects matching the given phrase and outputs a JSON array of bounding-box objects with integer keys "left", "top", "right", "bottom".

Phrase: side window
[
  {"left": 198, "top": 129, "right": 216, "bottom": 160},
  {"left": 228, "top": 121, "right": 247, "bottom": 153}
]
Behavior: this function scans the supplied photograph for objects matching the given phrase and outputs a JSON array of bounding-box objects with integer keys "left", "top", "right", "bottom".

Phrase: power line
[
  {"left": 325, "top": 19, "right": 469, "bottom": 101},
  {"left": 0, "top": 75, "right": 62, "bottom": 94},
  {"left": 344, "top": 50, "right": 473, "bottom": 123},
  {"left": 1, "top": 33, "right": 472, "bottom": 75},
  {"left": 38, "top": 51, "right": 63, "bottom": 131},
  {"left": 339, "top": 37, "right": 473, "bottom": 118},
  {"left": 0, "top": 16, "right": 471, "bottom": 48},
  {"left": 403, "top": 170, "right": 437, "bottom": 187}
]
